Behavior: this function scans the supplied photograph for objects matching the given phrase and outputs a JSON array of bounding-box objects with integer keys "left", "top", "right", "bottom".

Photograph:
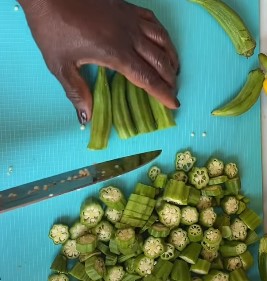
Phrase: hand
[{"left": 18, "top": 0, "right": 179, "bottom": 123}]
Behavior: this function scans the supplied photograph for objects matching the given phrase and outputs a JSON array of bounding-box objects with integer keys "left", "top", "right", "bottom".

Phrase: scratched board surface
[{"left": 0, "top": 0, "right": 262, "bottom": 280}]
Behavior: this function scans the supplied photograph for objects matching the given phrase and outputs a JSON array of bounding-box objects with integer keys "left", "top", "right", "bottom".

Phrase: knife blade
[{"left": 0, "top": 150, "right": 161, "bottom": 213}]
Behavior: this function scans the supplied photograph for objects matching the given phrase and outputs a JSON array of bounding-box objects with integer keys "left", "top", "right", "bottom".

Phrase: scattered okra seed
[
  {"left": 7, "top": 166, "right": 13, "bottom": 175},
  {"left": 14, "top": 5, "right": 19, "bottom": 11},
  {"left": 8, "top": 193, "right": 17, "bottom": 198},
  {"left": 80, "top": 124, "right": 86, "bottom": 131},
  {"left": 190, "top": 132, "right": 195, "bottom": 137},
  {"left": 49, "top": 194, "right": 54, "bottom": 197},
  {"left": 202, "top": 132, "right": 207, "bottom": 137}
]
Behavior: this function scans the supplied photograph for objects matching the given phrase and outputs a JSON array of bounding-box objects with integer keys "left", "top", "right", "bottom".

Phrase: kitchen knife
[{"left": 0, "top": 150, "right": 161, "bottom": 213}]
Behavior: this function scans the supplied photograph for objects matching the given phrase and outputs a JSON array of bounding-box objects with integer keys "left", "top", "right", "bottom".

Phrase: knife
[{"left": 0, "top": 150, "right": 161, "bottom": 213}]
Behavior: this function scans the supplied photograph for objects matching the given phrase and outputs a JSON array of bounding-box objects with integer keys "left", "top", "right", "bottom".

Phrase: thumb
[{"left": 54, "top": 63, "right": 93, "bottom": 124}]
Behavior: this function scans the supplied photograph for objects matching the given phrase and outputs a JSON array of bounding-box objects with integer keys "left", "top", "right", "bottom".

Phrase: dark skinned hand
[{"left": 18, "top": 0, "right": 179, "bottom": 124}]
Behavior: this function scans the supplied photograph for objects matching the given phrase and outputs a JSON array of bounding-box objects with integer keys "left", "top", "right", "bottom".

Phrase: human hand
[{"left": 18, "top": 0, "right": 179, "bottom": 124}]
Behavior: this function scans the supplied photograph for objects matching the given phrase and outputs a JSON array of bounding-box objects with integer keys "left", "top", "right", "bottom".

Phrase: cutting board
[{"left": 0, "top": 0, "right": 262, "bottom": 280}]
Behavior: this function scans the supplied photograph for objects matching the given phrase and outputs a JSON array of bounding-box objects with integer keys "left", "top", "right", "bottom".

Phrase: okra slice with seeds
[
  {"left": 69, "top": 221, "right": 88, "bottom": 240},
  {"left": 221, "top": 196, "right": 239, "bottom": 215},
  {"left": 203, "top": 228, "right": 222, "bottom": 247},
  {"left": 105, "top": 207, "right": 123, "bottom": 224},
  {"left": 85, "top": 255, "right": 106, "bottom": 280},
  {"left": 189, "top": 167, "right": 209, "bottom": 189},
  {"left": 197, "top": 195, "right": 213, "bottom": 210},
  {"left": 190, "top": 258, "right": 211, "bottom": 275},
  {"left": 160, "top": 243, "right": 176, "bottom": 260},
  {"left": 80, "top": 198, "right": 104, "bottom": 228},
  {"left": 50, "top": 254, "right": 68, "bottom": 274},
  {"left": 169, "top": 228, "right": 190, "bottom": 251},
  {"left": 206, "top": 158, "right": 224, "bottom": 177},
  {"left": 201, "top": 248, "right": 218, "bottom": 262},
  {"left": 171, "top": 260, "right": 191, "bottom": 281},
  {"left": 163, "top": 179, "right": 190, "bottom": 205},
  {"left": 223, "top": 256, "right": 242, "bottom": 271},
  {"left": 104, "top": 266, "right": 125, "bottom": 281},
  {"left": 224, "top": 163, "right": 239, "bottom": 179},
  {"left": 49, "top": 224, "right": 69, "bottom": 245},
  {"left": 76, "top": 234, "right": 97, "bottom": 253},
  {"left": 143, "top": 236, "right": 166, "bottom": 259},
  {"left": 175, "top": 151, "right": 196, "bottom": 172},
  {"left": 199, "top": 207, "right": 217, "bottom": 227},
  {"left": 239, "top": 250, "right": 253, "bottom": 270},
  {"left": 148, "top": 166, "right": 161, "bottom": 182},
  {"left": 187, "top": 224, "right": 203, "bottom": 242},
  {"left": 169, "top": 170, "right": 188, "bottom": 183},
  {"left": 48, "top": 274, "right": 69, "bottom": 281},
  {"left": 153, "top": 173, "right": 168, "bottom": 189},
  {"left": 62, "top": 239, "right": 80, "bottom": 259},
  {"left": 230, "top": 218, "right": 247, "bottom": 241},
  {"left": 179, "top": 242, "right": 202, "bottom": 264},
  {"left": 219, "top": 241, "right": 247, "bottom": 257},
  {"left": 92, "top": 220, "right": 114, "bottom": 242},
  {"left": 133, "top": 254, "right": 154, "bottom": 276},
  {"left": 203, "top": 270, "right": 229, "bottom": 281},
  {"left": 180, "top": 206, "right": 199, "bottom": 225},
  {"left": 99, "top": 186, "right": 126, "bottom": 211},
  {"left": 115, "top": 227, "right": 136, "bottom": 248},
  {"left": 157, "top": 202, "right": 181, "bottom": 228}
]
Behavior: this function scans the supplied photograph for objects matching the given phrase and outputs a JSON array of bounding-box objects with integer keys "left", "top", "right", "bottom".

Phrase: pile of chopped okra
[{"left": 48, "top": 150, "right": 261, "bottom": 281}]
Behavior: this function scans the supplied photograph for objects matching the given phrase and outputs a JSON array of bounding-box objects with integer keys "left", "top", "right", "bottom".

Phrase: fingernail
[
  {"left": 77, "top": 110, "right": 87, "bottom": 124},
  {"left": 175, "top": 98, "right": 180, "bottom": 108}
]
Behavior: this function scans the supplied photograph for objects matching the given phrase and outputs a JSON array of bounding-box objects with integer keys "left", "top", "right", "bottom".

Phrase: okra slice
[
  {"left": 111, "top": 72, "right": 137, "bottom": 140},
  {"left": 79, "top": 251, "right": 101, "bottom": 263},
  {"left": 148, "top": 222, "right": 170, "bottom": 238},
  {"left": 157, "top": 202, "right": 181, "bottom": 228},
  {"left": 76, "top": 234, "right": 97, "bottom": 253},
  {"left": 225, "top": 177, "right": 241, "bottom": 195},
  {"left": 49, "top": 224, "right": 69, "bottom": 245},
  {"left": 133, "top": 254, "right": 154, "bottom": 276},
  {"left": 199, "top": 207, "right": 217, "bottom": 227},
  {"left": 124, "top": 258, "right": 136, "bottom": 274},
  {"left": 126, "top": 81, "right": 156, "bottom": 134},
  {"left": 99, "top": 186, "right": 126, "bottom": 211},
  {"left": 153, "top": 173, "right": 168, "bottom": 189},
  {"left": 104, "top": 266, "right": 125, "bottom": 281},
  {"left": 197, "top": 195, "right": 213, "bottom": 210},
  {"left": 229, "top": 268, "right": 249, "bottom": 281},
  {"left": 219, "top": 241, "right": 247, "bottom": 257},
  {"left": 50, "top": 254, "right": 68, "bottom": 274},
  {"left": 203, "top": 270, "right": 229, "bottom": 281},
  {"left": 62, "top": 239, "right": 80, "bottom": 259},
  {"left": 203, "top": 228, "right": 222, "bottom": 247},
  {"left": 180, "top": 206, "right": 199, "bottom": 225},
  {"left": 201, "top": 248, "right": 218, "bottom": 263},
  {"left": 163, "top": 179, "right": 190, "bottom": 205},
  {"left": 122, "top": 273, "right": 142, "bottom": 281},
  {"left": 160, "top": 243, "right": 176, "bottom": 260},
  {"left": 125, "top": 200, "right": 154, "bottom": 215},
  {"left": 239, "top": 250, "right": 253, "bottom": 270},
  {"left": 92, "top": 220, "right": 114, "bottom": 242},
  {"left": 179, "top": 242, "right": 202, "bottom": 264},
  {"left": 230, "top": 218, "right": 247, "bottom": 241},
  {"left": 190, "top": 258, "right": 211, "bottom": 275},
  {"left": 88, "top": 66, "right": 112, "bottom": 150},
  {"left": 115, "top": 227, "right": 136, "bottom": 248},
  {"left": 201, "top": 185, "right": 223, "bottom": 197},
  {"left": 148, "top": 166, "right": 161, "bottom": 182},
  {"left": 208, "top": 175, "right": 228, "bottom": 186},
  {"left": 206, "top": 158, "right": 224, "bottom": 177},
  {"left": 189, "top": 167, "right": 209, "bottom": 189},
  {"left": 188, "top": 186, "right": 201, "bottom": 206},
  {"left": 105, "top": 207, "right": 123, "bottom": 224},
  {"left": 169, "top": 228, "right": 190, "bottom": 251},
  {"left": 134, "top": 183, "right": 156, "bottom": 199},
  {"left": 221, "top": 196, "right": 239, "bottom": 215},
  {"left": 224, "top": 163, "right": 239, "bottom": 179},
  {"left": 223, "top": 256, "right": 242, "bottom": 271},
  {"left": 109, "top": 238, "right": 121, "bottom": 255},
  {"left": 48, "top": 274, "right": 69, "bottom": 281},
  {"left": 120, "top": 216, "right": 147, "bottom": 228},
  {"left": 244, "top": 229, "right": 259, "bottom": 245},
  {"left": 80, "top": 198, "right": 104, "bottom": 228},
  {"left": 69, "top": 221, "right": 88, "bottom": 240},
  {"left": 239, "top": 208, "right": 262, "bottom": 230},
  {"left": 123, "top": 209, "right": 150, "bottom": 220},
  {"left": 220, "top": 226, "right": 232, "bottom": 239},
  {"left": 128, "top": 194, "right": 156, "bottom": 207},
  {"left": 85, "top": 255, "right": 106, "bottom": 280},
  {"left": 171, "top": 260, "right": 191, "bottom": 281},
  {"left": 187, "top": 224, "right": 203, "bottom": 242},
  {"left": 69, "top": 261, "right": 87, "bottom": 280},
  {"left": 152, "top": 259, "right": 173, "bottom": 281},
  {"left": 140, "top": 213, "right": 158, "bottom": 233},
  {"left": 169, "top": 170, "right": 188, "bottom": 183},
  {"left": 175, "top": 151, "right": 196, "bottom": 172},
  {"left": 143, "top": 236, "right": 166, "bottom": 259},
  {"left": 105, "top": 253, "right": 118, "bottom": 266}
]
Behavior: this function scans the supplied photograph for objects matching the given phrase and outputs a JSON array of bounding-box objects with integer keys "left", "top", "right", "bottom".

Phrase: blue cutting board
[{"left": 0, "top": 0, "right": 262, "bottom": 280}]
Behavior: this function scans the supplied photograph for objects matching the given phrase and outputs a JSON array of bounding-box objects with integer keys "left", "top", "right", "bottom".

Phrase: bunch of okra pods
[{"left": 48, "top": 150, "right": 261, "bottom": 281}]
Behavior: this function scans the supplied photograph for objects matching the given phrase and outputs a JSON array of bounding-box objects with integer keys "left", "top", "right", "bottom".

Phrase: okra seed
[
  {"left": 33, "top": 186, "right": 40, "bottom": 190},
  {"left": 114, "top": 165, "right": 120, "bottom": 169},
  {"left": 8, "top": 193, "right": 17, "bottom": 198},
  {"left": 191, "top": 132, "right": 195, "bottom": 137},
  {"left": 7, "top": 166, "right": 13, "bottom": 175},
  {"left": 14, "top": 5, "right": 19, "bottom": 11},
  {"left": 67, "top": 177, "right": 72, "bottom": 181},
  {"left": 49, "top": 194, "right": 54, "bottom": 197},
  {"left": 202, "top": 132, "right": 207, "bottom": 137},
  {"left": 80, "top": 124, "right": 85, "bottom": 131}
]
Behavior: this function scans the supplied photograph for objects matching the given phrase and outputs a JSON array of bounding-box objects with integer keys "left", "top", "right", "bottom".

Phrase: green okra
[{"left": 88, "top": 67, "right": 112, "bottom": 150}]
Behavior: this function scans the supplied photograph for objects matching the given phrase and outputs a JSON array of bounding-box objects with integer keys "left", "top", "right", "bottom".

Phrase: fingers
[
  {"left": 139, "top": 19, "right": 179, "bottom": 73},
  {"left": 134, "top": 36, "right": 176, "bottom": 88},
  {"left": 121, "top": 52, "right": 179, "bottom": 109},
  {"left": 51, "top": 63, "right": 93, "bottom": 124}
]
